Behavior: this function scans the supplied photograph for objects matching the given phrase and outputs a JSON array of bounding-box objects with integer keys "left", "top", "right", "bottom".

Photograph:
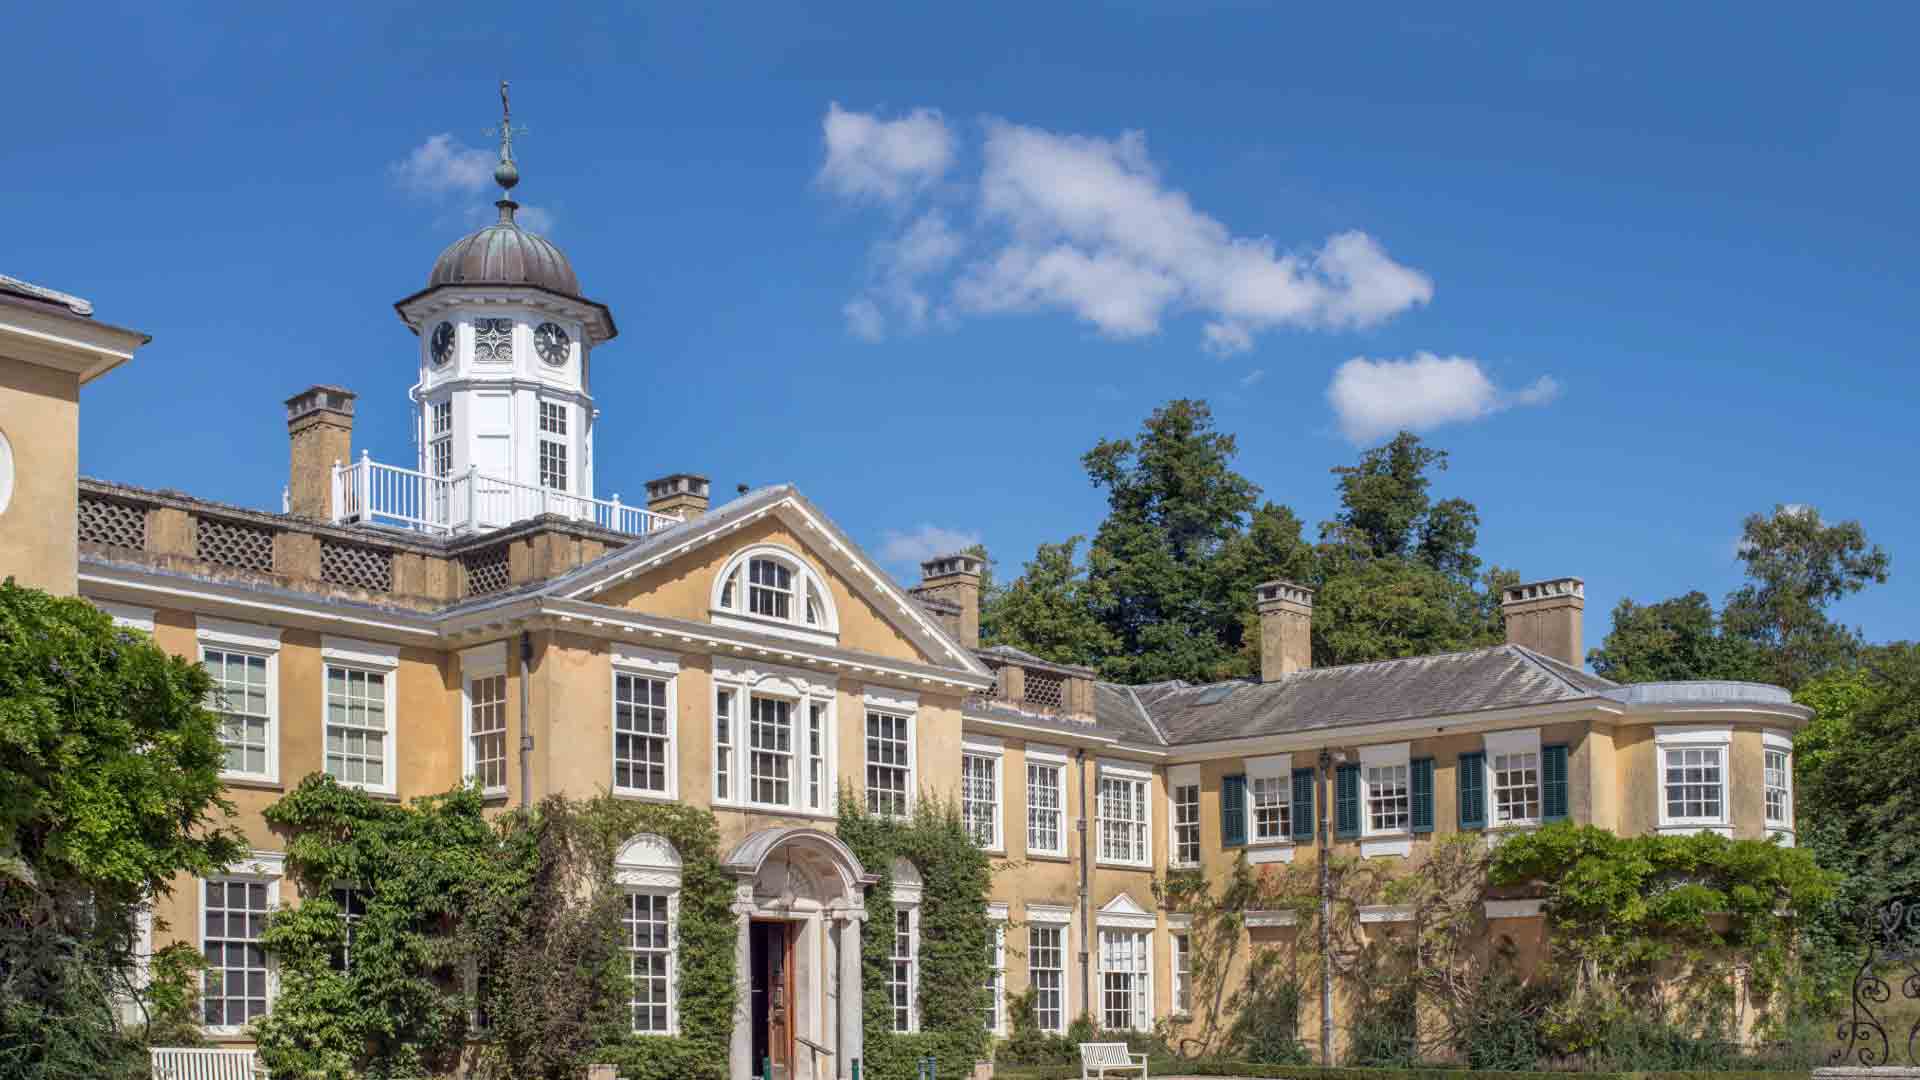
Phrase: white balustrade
[{"left": 330, "top": 452, "right": 681, "bottom": 538}]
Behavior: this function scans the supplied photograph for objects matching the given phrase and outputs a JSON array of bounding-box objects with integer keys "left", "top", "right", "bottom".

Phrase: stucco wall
[{"left": 0, "top": 356, "right": 80, "bottom": 594}]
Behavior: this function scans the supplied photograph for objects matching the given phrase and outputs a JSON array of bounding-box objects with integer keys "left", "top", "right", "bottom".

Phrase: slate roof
[{"left": 1090, "top": 644, "right": 1620, "bottom": 748}]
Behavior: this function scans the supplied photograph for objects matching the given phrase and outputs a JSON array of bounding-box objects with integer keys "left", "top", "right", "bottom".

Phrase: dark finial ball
[{"left": 494, "top": 160, "right": 520, "bottom": 191}]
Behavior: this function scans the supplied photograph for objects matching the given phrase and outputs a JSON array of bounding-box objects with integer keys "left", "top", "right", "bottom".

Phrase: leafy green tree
[
  {"left": 1312, "top": 558, "right": 1510, "bottom": 668},
  {"left": 0, "top": 581, "right": 243, "bottom": 1080},
  {"left": 1322, "top": 431, "right": 1480, "bottom": 581},
  {"left": 1795, "top": 646, "right": 1920, "bottom": 913},
  {"left": 980, "top": 537, "right": 1115, "bottom": 667},
  {"left": 1722, "top": 505, "right": 1890, "bottom": 689},
  {"left": 1587, "top": 592, "right": 1765, "bottom": 684}
]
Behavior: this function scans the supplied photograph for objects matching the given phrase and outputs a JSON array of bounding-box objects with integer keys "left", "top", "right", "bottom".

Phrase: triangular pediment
[
  {"left": 1100, "top": 892, "right": 1152, "bottom": 918},
  {"left": 535, "top": 486, "right": 989, "bottom": 679}
]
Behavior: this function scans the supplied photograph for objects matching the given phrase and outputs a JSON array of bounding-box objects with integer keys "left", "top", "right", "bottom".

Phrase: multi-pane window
[
  {"left": 330, "top": 886, "right": 366, "bottom": 973},
  {"left": 1664, "top": 747, "right": 1724, "bottom": 821},
  {"left": 962, "top": 753, "right": 999, "bottom": 848},
  {"left": 890, "top": 907, "right": 915, "bottom": 1032},
  {"left": 1366, "top": 763, "right": 1410, "bottom": 833},
  {"left": 203, "top": 648, "right": 270, "bottom": 777},
  {"left": 983, "top": 922, "right": 1005, "bottom": 1033},
  {"left": 714, "top": 691, "right": 734, "bottom": 801},
  {"left": 1172, "top": 932, "right": 1192, "bottom": 1015},
  {"left": 1030, "top": 925, "right": 1065, "bottom": 1033},
  {"left": 429, "top": 401, "right": 453, "bottom": 521},
  {"left": 748, "top": 558, "right": 793, "bottom": 620},
  {"left": 324, "top": 666, "right": 388, "bottom": 789},
  {"left": 624, "top": 892, "right": 672, "bottom": 1034},
  {"left": 202, "top": 879, "right": 270, "bottom": 1028},
  {"left": 1492, "top": 751, "right": 1541, "bottom": 825},
  {"left": 1098, "top": 774, "right": 1150, "bottom": 865},
  {"left": 866, "top": 711, "right": 912, "bottom": 817},
  {"left": 614, "top": 673, "right": 670, "bottom": 794},
  {"left": 538, "top": 401, "right": 568, "bottom": 492},
  {"left": 749, "top": 697, "right": 794, "bottom": 806},
  {"left": 1028, "top": 763, "right": 1064, "bottom": 854},
  {"left": 807, "top": 702, "right": 827, "bottom": 812},
  {"left": 467, "top": 674, "right": 508, "bottom": 792},
  {"left": 1765, "top": 748, "right": 1792, "bottom": 825},
  {"left": 1172, "top": 783, "right": 1201, "bottom": 866},
  {"left": 1251, "top": 775, "right": 1291, "bottom": 842},
  {"left": 1099, "top": 929, "right": 1151, "bottom": 1032}
]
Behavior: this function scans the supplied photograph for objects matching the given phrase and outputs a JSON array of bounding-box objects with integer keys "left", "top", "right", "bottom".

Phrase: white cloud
[
  {"left": 817, "top": 108, "right": 1433, "bottom": 350},
  {"left": 878, "top": 524, "right": 982, "bottom": 566},
  {"left": 844, "top": 296, "right": 885, "bottom": 342},
  {"left": 817, "top": 102, "right": 956, "bottom": 204},
  {"left": 1326, "top": 352, "right": 1560, "bottom": 443},
  {"left": 1240, "top": 368, "right": 1267, "bottom": 388},
  {"left": 844, "top": 211, "right": 966, "bottom": 340},
  {"left": 392, "top": 134, "right": 497, "bottom": 196}
]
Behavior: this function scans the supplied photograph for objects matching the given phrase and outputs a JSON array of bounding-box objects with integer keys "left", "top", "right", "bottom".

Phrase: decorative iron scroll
[{"left": 1833, "top": 897, "right": 1920, "bottom": 1066}]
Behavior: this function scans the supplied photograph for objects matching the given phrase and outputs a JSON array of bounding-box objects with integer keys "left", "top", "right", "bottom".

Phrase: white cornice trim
[
  {"left": 1163, "top": 699, "right": 1614, "bottom": 761},
  {"left": 81, "top": 566, "right": 438, "bottom": 641}
]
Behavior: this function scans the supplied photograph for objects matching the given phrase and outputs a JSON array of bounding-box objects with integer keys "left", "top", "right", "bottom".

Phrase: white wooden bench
[
  {"left": 1078, "top": 1042, "right": 1148, "bottom": 1080},
  {"left": 150, "top": 1048, "right": 268, "bottom": 1080}
]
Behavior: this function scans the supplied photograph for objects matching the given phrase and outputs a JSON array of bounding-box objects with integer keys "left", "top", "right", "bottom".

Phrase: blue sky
[{"left": 10, "top": 3, "right": 1917, "bottom": 662}]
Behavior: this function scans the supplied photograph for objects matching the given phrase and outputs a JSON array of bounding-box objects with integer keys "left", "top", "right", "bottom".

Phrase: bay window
[
  {"left": 1656, "top": 726, "right": 1731, "bottom": 834},
  {"left": 1764, "top": 730, "right": 1793, "bottom": 836}
]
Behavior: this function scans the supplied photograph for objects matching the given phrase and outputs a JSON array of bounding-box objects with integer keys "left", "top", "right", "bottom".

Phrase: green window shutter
[
  {"left": 1411, "top": 757, "right": 1435, "bottom": 834},
  {"left": 1335, "top": 764, "right": 1360, "bottom": 840},
  {"left": 1542, "top": 744, "right": 1570, "bottom": 822},
  {"left": 1291, "top": 767, "right": 1316, "bottom": 842},
  {"left": 1221, "top": 774, "right": 1247, "bottom": 847},
  {"left": 1458, "top": 751, "right": 1486, "bottom": 830}
]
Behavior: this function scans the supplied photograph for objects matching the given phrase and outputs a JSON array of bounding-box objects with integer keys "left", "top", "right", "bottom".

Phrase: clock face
[
  {"left": 535, "top": 322, "right": 571, "bottom": 367},
  {"left": 430, "top": 322, "right": 456, "bottom": 367}
]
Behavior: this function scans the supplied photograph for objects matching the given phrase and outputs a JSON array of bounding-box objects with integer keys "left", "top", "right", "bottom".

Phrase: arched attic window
[{"left": 712, "top": 545, "right": 838, "bottom": 638}]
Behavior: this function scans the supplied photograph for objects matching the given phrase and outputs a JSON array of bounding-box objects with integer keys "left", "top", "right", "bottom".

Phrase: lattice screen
[
  {"left": 461, "top": 545, "right": 512, "bottom": 597},
  {"left": 1024, "top": 669, "right": 1065, "bottom": 714},
  {"left": 321, "top": 541, "right": 393, "bottom": 592},
  {"left": 196, "top": 516, "right": 275, "bottom": 573},
  {"left": 77, "top": 495, "right": 147, "bottom": 550}
]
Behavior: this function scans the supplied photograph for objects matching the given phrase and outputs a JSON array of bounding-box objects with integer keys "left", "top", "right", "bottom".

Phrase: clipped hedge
[{"left": 994, "top": 1067, "right": 1811, "bottom": 1080}]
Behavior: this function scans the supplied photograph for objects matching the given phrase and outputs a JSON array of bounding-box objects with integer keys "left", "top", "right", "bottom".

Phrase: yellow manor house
[{"left": 0, "top": 161, "right": 1805, "bottom": 1080}]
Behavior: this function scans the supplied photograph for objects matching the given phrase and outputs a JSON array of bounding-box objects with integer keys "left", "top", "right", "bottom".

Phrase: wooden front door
[{"left": 750, "top": 921, "right": 794, "bottom": 1080}]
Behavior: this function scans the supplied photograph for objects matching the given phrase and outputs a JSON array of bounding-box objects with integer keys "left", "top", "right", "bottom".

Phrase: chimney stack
[
  {"left": 913, "top": 551, "right": 985, "bottom": 649},
  {"left": 285, "top": 385, "right": 355, "bottom": 520},
  {"left": 645, "top": 473, "right": 710, "bottom": 520},
  {"left": 1501, "top": 577, "right": 1585, "bottom": 667},
  {"left": 1256, "top": 579, "right": 1314, "bottom": 681}
]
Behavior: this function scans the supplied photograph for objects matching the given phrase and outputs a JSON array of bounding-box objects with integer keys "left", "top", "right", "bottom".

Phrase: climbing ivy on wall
[
  {"left": 837, "top": 791, "right": 994, "bottom": 1080},
  {"left": 1157, "top": 826, "right": 1836, "bottom": 1069},
  {"left": 249, "top": 777, "right": 736, "bottom": 1080}
]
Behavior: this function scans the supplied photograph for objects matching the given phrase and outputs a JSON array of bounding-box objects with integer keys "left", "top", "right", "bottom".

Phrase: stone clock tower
[{"left": 392, "top": 84, "right": 617, "bottom": 525}]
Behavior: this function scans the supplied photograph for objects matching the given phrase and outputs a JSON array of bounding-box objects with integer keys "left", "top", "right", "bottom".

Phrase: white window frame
[
  {"left": 1763, "top": 729, "right": 1794, "bottom": 840},
  {"left": 1359, "top": 743, "right": 1412, "bottom": 857},
  {"left": 864, "top": 687, "right": 917, "bottom": 819},
  {"left": 709, "top": 544, "right": 841, "bottom": 644},
  {"left": 197, "top": 618, "right": 281, "bottom": 785},
  {"left": 1167, "top": 763, "right": 1201, "bottom": 868},
  {"left": 1026, "top": 905, "right": 1071, "bottom": 1035},
  {"left": 1171, "top": 928, "right": 1193, "bottom": 1017},
  {"left": 611, "top": 646, "right": 680, "bottom": 801},
  {"left": 1656, "top": 726, "right": 1733, "bottom": 835},
  {"left": 460, "top": 643, "right": 509, "bottom": 796},
  {"left": 198, "top": 851, "right": 284, "bottom": 1036},
  {"left": 962, "top": 735, "right": 1004, "bottom": 852},
  {"left": 890, "top": 903, "right": 919, "bottom": 1033},
  {"left": 984, "top": 903, "right": 1008, "bottom": 1036},
  {"left": 1096, "top": 760, "right": 1153, "bottom": 869},
  {"left": 1096, "top": 926, "right": 1153, "bottom": 1033},
  {"left": 1026, "top": 745, "right": 1068, "bottom": 857},
  {"left": 710, "top": 660, "right": 836, "bottom": 817},
  {"left": 537, "top": 399, "right": 569, "bottom": 494},
  {"left": 614, "top": 834, "right": 683, "bottom": 1036},
  {"left": 1484, "top": 728, "right": 1543, "bottom": 829},
  {"left": 320, "top": 637, "right": 400, "bottom": 797},
  {"left": 1247, "top": 754, "right": 1294, "bottom": 846}
]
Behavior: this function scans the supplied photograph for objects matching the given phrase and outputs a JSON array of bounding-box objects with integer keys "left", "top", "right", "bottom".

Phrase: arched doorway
[{"left": 723, "top": 828, "right": 875, "bottom": 1080}]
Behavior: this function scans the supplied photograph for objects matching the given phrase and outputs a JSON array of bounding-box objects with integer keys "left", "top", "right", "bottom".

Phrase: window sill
[
  {"left": 712, "top": 802, "right": 839, "bottom": 823},
  {"left": 1026, "top": 850, "right": 1071, "bottom": 863},
  {"left": 219, "top": 775, "right": 283, "bottom": 792},
  {"left": 1167, "top": 860, "right": 1201, "bottom": 872},
  {"left": 1359, "top": 833, "right": 1413, "bottom": 858},
  {"left": 1095, "top": 860, "right": 1153, "bottom": 872},
  {"left": 709, "top": 609, "right": 838, "bottom": 647},
  {"left": 612, "top": 787, "right": 681, "bottom": 804},
  {"left": 1658, "top": 823, "right": 1732, "bottom": 837},
  {"left": 1246, "top": 844, "right": 1295, "bottom": 865}
]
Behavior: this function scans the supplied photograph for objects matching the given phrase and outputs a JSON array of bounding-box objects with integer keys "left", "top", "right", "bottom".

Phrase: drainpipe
[
  {"left": 1318, "top": 748, "right": 1334, "bottom": 1064},
  {"left": 518, "top": 631, "right": 534, "bottom": 807},
  {"left": 1076, "top": 747, "right": 1091, "bottom": 1027}
]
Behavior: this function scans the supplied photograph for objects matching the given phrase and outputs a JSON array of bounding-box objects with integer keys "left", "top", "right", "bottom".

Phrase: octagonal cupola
[{"left": 392, "top": 83, "right": 617, "bottom": 520}]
